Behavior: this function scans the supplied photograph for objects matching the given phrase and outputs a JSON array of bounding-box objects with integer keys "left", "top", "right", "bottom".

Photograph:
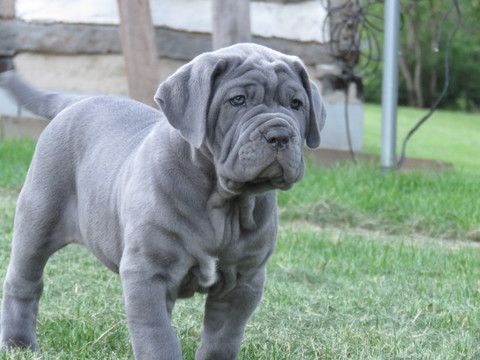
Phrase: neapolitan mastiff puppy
[{"left": 0, "top": 43, "right": 325, "bottom": 359}]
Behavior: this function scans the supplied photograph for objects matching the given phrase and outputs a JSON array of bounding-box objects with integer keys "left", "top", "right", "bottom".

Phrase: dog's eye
[
  {"left": 290, "top": 99, "right": 303, "bottom": 110},
  {"left": 229, "top": 95, "right": 246, "bottom": 107}
]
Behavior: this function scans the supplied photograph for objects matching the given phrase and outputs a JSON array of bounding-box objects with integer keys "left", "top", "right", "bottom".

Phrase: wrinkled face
[
  {"left": 155, "top": 44, "right": 325, "bottom": 196},
  {"left": 208, "top": 60, "right": 309, "bottom": 195}
]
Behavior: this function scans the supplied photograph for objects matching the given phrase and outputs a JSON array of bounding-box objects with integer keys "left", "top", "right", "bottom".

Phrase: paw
[
  {"left": 0, "top": 333, "right": 39, "bottom": 352},
  {"left": 195, "top": 344, "right": 239, "bottom": 360}
]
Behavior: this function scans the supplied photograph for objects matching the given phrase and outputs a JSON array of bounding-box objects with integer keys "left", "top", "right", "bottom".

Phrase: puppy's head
[{"left": 155, "top": 44, "right": 326, "bottom": 195}]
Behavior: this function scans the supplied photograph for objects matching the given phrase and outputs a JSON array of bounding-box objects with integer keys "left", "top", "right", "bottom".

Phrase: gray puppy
[{"left": 0, "top": 43, "right": 325, "bottom": 359}]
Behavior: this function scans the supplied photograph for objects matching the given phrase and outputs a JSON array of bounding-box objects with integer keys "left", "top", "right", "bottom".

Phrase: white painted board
[{"left": 16, "top": 0, "right": 329, "bottom": 43}]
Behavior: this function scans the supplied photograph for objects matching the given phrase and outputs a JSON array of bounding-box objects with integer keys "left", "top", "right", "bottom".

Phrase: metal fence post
[{"left": 381, "top": 0, "right": 401, "bottom": 169}]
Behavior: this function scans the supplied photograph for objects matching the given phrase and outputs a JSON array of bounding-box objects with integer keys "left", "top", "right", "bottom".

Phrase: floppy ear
[
  {"left": 291, "top": 59, "right": 326, "bottom": 148},
  {"left": 305, "top": 80, "right": 326, "bottom": 148},
  {"left": 154, "top": 55, "right": 226, "bottom": 148}
]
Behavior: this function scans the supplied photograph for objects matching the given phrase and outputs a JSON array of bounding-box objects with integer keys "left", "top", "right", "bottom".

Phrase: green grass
[
  {"left": 363, "top": 104, "right": 480, "bottom": 172},
  {"left": 1, "top": 219, "right": 479, "bottom": 359},
  {"left": 0, "top": 105, "right": 479, "bottom": 358},
  {"left": 0, "top": 139, "right": 36, "bottom": 188},
  {"left": 278, "top": 105, "right": 480, "bottom": 240},
  {"left": 279, "top": 161, "right": 480, "bottom": 240}
]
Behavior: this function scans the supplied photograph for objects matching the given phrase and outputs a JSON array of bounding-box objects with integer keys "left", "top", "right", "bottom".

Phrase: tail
[{"left": 0, "top": 59, "right": 88, "bottom": 120}]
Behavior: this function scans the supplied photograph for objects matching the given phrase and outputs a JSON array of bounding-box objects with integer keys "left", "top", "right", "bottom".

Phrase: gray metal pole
[{"left": 380, "top": 0, "right": 401, "bottom": 169}]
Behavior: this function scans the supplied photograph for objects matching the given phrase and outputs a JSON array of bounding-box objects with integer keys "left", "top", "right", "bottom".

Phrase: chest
[{"left": 177, "top": 193, "right": 278, "bottom": 298}]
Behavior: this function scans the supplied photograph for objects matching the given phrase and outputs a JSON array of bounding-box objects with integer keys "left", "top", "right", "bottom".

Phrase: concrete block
[{"left": 320, "top": 101, "right": 363, "bottom": 151}]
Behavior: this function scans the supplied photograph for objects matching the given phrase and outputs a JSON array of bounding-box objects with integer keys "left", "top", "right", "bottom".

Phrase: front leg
[
  {"left": 119, "top": 251, "right": 181, "bottom": 360},
  {"left": 196, "top": 268, "right": 265, "bottom": 360}
]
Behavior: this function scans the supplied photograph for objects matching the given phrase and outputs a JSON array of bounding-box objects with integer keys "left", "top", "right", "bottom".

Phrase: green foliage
[{"left": 362, "top": 0, "right": 480, "bottom": 111}]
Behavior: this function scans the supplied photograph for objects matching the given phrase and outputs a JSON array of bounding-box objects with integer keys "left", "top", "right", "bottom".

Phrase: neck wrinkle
[{"left": 207, "top": 183, "right": 258, "bottom": 247}]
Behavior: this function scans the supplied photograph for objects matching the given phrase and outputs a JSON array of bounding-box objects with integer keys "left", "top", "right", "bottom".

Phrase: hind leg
[{"left": 0, "top": 191, "right": 66, "bottom": 351}]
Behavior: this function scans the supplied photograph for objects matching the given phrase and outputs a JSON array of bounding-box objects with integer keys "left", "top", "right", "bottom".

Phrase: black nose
[{"left": 264, "top": 127, "right": 291, "bottom": 149}]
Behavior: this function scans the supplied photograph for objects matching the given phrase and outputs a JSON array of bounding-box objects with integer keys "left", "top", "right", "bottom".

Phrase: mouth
[
  {"left": 220, "top": 161, "right": 297, "bottom": 195},
  {"left": 223, "top": 178, "right": 292, "bottom": 195},
  {"left": 247, "top": 176, "right": 292, "bottom": 190}
]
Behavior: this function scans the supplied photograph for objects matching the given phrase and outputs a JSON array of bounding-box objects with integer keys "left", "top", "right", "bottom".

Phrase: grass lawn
[
  {"left": 0, "top": 105, "right": 479, "bottom": 359},
  {"left": 363, "top": 104, "right": 480, "bottom": 172}
]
